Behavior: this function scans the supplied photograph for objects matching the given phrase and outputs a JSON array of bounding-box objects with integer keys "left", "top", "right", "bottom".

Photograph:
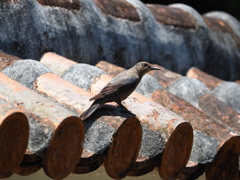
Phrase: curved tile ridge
[
  {"left": 40, "top": 52, "right": 77, "bottom": 76},
  {"left": 205, "top": 136, "right": 240, "bottom": 180},
  {"left": 41, "top": 53, "right": 194, "bottom": 178},
  {"left": 36, "top": 0, "right": 81, "bottom": 10},
  {"left": 33, "top": 73, "right": 143, "bottom": 178},
  {"left": 1, "top": 0, "right": 240, "bottom": 79},
  {"left": 93, "top": 0, "right": 140, "bottom": 22},
  {"left": 15, "top": 150, "right": 42, "bottom": 176},
  {"left": 0, "top": 50, "right": 21, "bottom": 71},
  {"left": 0, "top": 97, "right": 29, "bottom": 178},
  {"left": 204, "top": 11, "right": 240, "bottom": 51},
  {"left": 186, "top": 67, "right": 224, "bottom": 90},
  {"left": 204, "top": 11, "right": 240, "bottom": 38},
  {"left": 169, "top": 3, "right": 207, "bottom": 28},
  {"left": 203, "top": 16, "right": 234, "bottom": 34},
  {"left": 147, "top": 4, "right": 196, "bottom": 29},
  {"left": 0, "top": 72, "right": 84, "bottom": 179}
]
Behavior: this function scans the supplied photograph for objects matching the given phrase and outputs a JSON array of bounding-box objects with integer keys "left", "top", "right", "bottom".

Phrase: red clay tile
[
  {"left": 0, "top": 72, "right": 84, "bottom": 179},
  {"left": 205, "top": 136, "right": 240, "bottom": 180},
  {"left": 151, "top": 87, "right": 234, "bottom": 144},
  {"left": 159, "top": 123, "right": 193, "bottom": 180},
  {"left": 15, "top": 161, "right": 42, "bottom": 176},
  {"left": 0, "top": 51, "right": 21, "bottom": 71},
  {"left": 178, "top": 163, "right": 204, "bottom": 180},
  {"left": 93, "top": 0, "right": 140, "bottom": 22},
  {"left": 203, "top": 16, "right": 234, "bottom": 34},
  {"left": 150, "top": 87, "right": 238, "bottom": 177},
  {"left": 0, "top": 97, "right": 29, "bottom": 178},
  {"left": 96, "top": 60, "right": 125, "bottom": 77},
  {"left": 198, "top": 94, "right": 240, "bottom": 134},
  {"left": 73, "top": 153, "right": 103, "bottom": 174},
  {"left": 40, "top": 52, "right": 77, "bottom": 76},
  {"left": 33, "top": 72, "right": 92, "bottom": 113},
  {"left": 44, "top": 116, "right": 84, "bottom": 179},
  {"left": 235, "top": 80, "right": 240, "bottom": 84},
  {"left": 19, "top": 150, "right": 41, "bottom": 163},
  {"left": 36, "top": 0, "right": 81, "bottom": 10},
  {"left": 147, "top": 4, "right": 196, "bottom": 29},
  {"left": 148, "top": 64, "right": 182, "bottom": 87},
  {"left": 73, "top": 161, "right": 103, "bottom": 174},
  {"left": 33, "top": 73, "right": 142, "bottom": 178},
  {"left": 15, "top": 150, "right": 42, "bottom": 175},
  {"left": 128, "top": 157, "right": 159, "bottom": 176},
  {"left": 104, "top": 117, "right": 142, "bottom": 179},
  {"left": 89, "top": 73, "right": 193, "bottom": 178},
  {"left": 38, "top": 53, "right": 239, "bottom": 178},
  {"left": 187, "top": 67, "right": 224, "bottom": 90},
  {"left": 39, "top": 55, "right": 193, "bottom": 177},
  {"left": 204, "top": 16, "right": 240, "bottom": 50}
]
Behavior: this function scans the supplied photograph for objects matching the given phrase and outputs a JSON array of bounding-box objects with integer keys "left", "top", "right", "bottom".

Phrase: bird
[{"left": 80, "top": 61, "right": 161, "bottom": 120}]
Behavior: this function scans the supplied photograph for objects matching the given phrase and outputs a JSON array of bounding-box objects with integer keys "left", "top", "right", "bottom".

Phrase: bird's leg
[{"left": 116, "top": 101, "right": 130, "bottom": 112}]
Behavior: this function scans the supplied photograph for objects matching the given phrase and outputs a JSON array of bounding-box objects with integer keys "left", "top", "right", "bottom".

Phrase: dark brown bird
[{"left": 80, "top": 62, "right": 161, "bottom": 120}]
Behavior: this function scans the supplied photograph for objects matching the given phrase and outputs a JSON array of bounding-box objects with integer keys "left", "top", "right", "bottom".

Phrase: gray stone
[
  {"left": 28, "top": 116, "right": 53, "bottom": 153},
  {"left": 190, "top": 130, "right": 219, "bottom": 164},
  {"left": 139, "top": 125, "right": 165, "bottom": 157},
  {"left": 83, "top": 119, "right": 114, "bottom": 154},
  {"left": 135, "top": 74, "right": 163, "bottom": 98},
  {"left": 61, "top": 63, "right": 106, "bottom": 91},
  {"left": 167, "top": 77, "right": 210, "bottom": 108},
  {"left": 2, "top": 59, "right": 51, "bottom": 88},
  {"left": 213, "top": 82, "right": 240, "bottom": 113}
]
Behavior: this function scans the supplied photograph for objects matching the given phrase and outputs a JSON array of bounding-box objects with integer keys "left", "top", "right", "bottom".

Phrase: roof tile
[
  {"left": 187, "top": 67, "right": 224, "bottom": 90},
  {"left": 36, "top": 0, "right": 81, "bottom": 10},
  {"left": 0, "top": 72, "right": 84, "bottom": 179},
  {"left": 147, "top": 4, "right": 196, "bottom": 29},
  {"left": 93, "top": 0, "right": 140, "bottom": 22},
  {"left": 0, "top": 98, "right": 29, "bottom": 178},
  {"left": 0, "top": 49, "right": 239, "bottom": 179}
]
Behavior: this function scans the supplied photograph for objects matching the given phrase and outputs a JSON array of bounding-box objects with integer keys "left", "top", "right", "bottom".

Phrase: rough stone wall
[{"left": 0, "top": 0, "right": 240, "bottom": 80}]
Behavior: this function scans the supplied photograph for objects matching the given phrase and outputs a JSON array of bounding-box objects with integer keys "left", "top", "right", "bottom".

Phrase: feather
[{"left": 80, "top": 102, "right": 102, "bottom": 120}]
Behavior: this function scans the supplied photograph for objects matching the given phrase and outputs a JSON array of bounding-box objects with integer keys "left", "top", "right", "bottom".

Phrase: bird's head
[{"left": 134, "top": 61, "right": 161, "bottom": 76}]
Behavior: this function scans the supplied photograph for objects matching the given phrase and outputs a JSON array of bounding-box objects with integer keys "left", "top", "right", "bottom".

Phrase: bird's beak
[{"left": 150, "top": 66, "right": 161, "bottom": 70}]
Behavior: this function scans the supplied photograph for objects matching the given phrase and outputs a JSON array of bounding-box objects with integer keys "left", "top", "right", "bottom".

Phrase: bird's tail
[{"left": 80, "top": 103, "right": 101, "bottom": 121}]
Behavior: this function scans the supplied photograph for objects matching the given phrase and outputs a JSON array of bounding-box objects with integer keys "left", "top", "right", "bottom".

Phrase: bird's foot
[{"left": 117, "top": 103, "right": 132, "bottom": 113}]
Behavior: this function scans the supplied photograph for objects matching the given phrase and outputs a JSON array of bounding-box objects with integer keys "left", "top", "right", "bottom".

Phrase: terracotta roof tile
[
  {"left": 40, "top": 53, "right": 240, "bottom": 178},
  {"left": 1, "top": 0, "right": 240, "bottom": 81},
  {"left": 187, "top": 67, "right": 224, "bottom": 90},
  {"left": 0, "top": 50, "right": 21, "bottom": 71},
  {"left": 0, "top": 97, "right": 29, "bottom": 178},
  {"left": 36, "top": 0, "right": 81, "bottom": 10},
  {"left": 32, "top": 72, "right": 143, "bottom": 177},
  {"left": 1, "top": 0, "right": 240, "bottom": 178},
  {"left": 40, "top": 52, "right": 77, "bottom": 76},
  {"left": 0, "top": 71, "right": 84, "bottom": 179},
  {"left": 149, "top": 64, "right": 182, "bottom": 87},
  {"left": 147, "top": 4, "right": 196, "bottom": 29},
  {"left": 40, "top": 54, "right": 194, "bottom": 178},
  {"left": 93, "top": 0, "right": 140, "bottom": 22},
  {"left": 0, "top": 49, "right": 240, "bottom": 179}
]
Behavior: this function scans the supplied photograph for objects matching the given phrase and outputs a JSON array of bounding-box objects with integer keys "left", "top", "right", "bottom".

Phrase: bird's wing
[{"left": 90, "top": 76, "right": 138, "bottom": 101}]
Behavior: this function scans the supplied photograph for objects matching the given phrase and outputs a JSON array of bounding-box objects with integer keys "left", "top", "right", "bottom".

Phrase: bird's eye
[{"left": 144, "top": 64, "right": 148, "bottom": 67}]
